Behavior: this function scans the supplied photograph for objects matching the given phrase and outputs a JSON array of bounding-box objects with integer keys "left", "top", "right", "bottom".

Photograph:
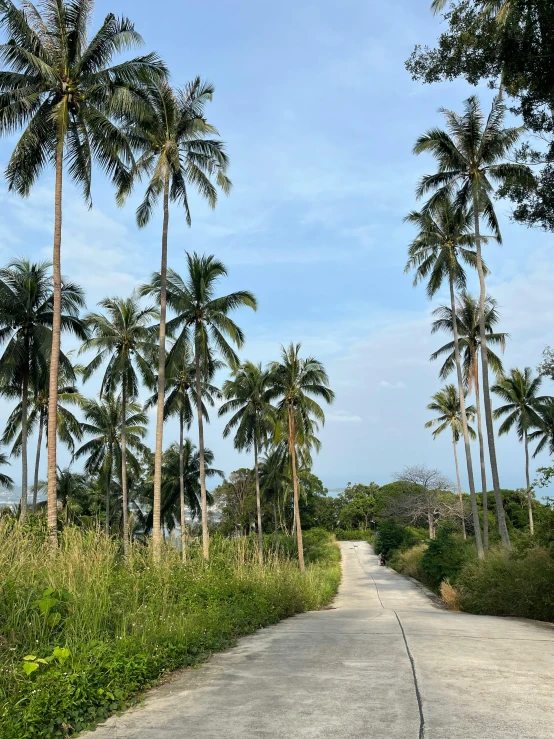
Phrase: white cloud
[
  {"left": 327, "top": 411, "right": 363, "bottom": 423},
  {"left": 379, "top": 380, "right": 406, "bottom": 389}
]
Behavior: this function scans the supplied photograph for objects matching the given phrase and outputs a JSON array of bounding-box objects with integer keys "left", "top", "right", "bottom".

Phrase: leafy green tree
[
  {"left": 220, "top": 362, "right": 274, "bottom": 562},
  {"left": 430, "top": 291, "right": 507, "bottom": 546},
  {"left": 141, "top": 254, "right": 256, "bottom": 560},
  {"left": 0, "top": 0, "right": 165, "bottom": 538},
  {"left": 404, "top": 196, "right": 484, "bottom": 556},
  {"left": 414, "top": 95, "right": 532, "bottom": 550},
  {"left": 2, "top": 368, "right": 83, "bottom": 511},
  {"left": 0, "top": 259, "right": 85, "bottom": 519},
  {"left": 213, "top": 468, "right": 257, "bottom": 537},
  {"left": 426, "top": 384, "right": 477, "bottom": 539},
  {"left": 75, "top": 395, "right": 148, "bottom": 536},
  {"left": 266, "top": 344, "right": 334, "bottom": 572},
  {"left": 259, "top": 446, "right": 289, "bottom": 550},
  {"left": 408, "top": 1, "right": 553, "bottom": 230},
  {"left": 149, "top": 344, "right": 219, "bottom": 560},
  {"left": 118, "top": 79, "right": 231, "bottom": 561},
  {"left": 492, "top": 368, "right": 551, "bottom": 534},
  {"left": 80, "top": 296, "right": 156, "bottom": 554}
]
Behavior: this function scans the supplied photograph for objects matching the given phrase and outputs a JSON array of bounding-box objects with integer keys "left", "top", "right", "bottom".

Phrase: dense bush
[
  {"left": 374, "top": 523, "right": 426, "bottom": 559},
  {"left": 390, "top": 543, "right": 427, "bottom": 579},
  {"left": 419, "top": 530, "right": 477, "bottom": 590},
  {"left": 456, "top": 546, "right": 554, "bottom": 622},
  {"left": 0, "top": 524, "right": 340, "bottom": 739},
  {"left": 334, "top": 528, "right": 375, "bottom": 542}
]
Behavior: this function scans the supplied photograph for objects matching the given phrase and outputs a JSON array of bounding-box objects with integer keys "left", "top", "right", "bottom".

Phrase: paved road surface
[{"left": 87, "top": 541, "right": 554, "bottom": 738}]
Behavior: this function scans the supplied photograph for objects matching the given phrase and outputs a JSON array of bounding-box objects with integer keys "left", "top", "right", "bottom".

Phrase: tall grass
[{"left": 0, "top": 523, "right": 340, "bottom": 738}]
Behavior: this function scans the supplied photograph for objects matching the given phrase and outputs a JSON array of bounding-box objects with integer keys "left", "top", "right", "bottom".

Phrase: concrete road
[{"left": 87, "top": 542, "right": 554, "bottom": 738}]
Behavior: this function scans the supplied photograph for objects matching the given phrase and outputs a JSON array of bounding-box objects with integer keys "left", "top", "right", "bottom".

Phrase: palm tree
[
  {"left": 148, "top": 344, "right": 219, "bottom": 560},
  {"left": 137, "top": 441, "right": 222, "bottom": 540},
  {"left": 0, "top": 450, "right": 13, "bottom": 490},
  {"left": 404, "top": 197, "right": 485, "bottom": 557},
  {"left": 414, "top": 95, "right": 533, "bottom": 550},
  {"left": 0, "top": 259, "right": 86, "bottom": 519},
  {"left": 425, "top": 384, "right": 477, "bottom": 539},
  {"left": 0, "top": 0, "right": 166, "bottom": 539},
  {"left": 430, "top": 291, "right": 507, "bottom": 547},
  {"left": 38, "top": 467, "right": 89, "bottom": 525},
  {"left": 492, "top": 368, "right": 551, "bottom": 535},
  {"left": 220, "top": 362, "right": 274, "bottom": 563},
  {"left": 2, "top": 368, "right": 83, "bottom": 512},
  {"left": 75, "top": 395, "right": 148, "bottom": 536},
  {"left": 118, "top": 80, "right": 231, "bottom": 561},
  {"left": 259, "top": 447, "right": 288, "bottom": 550},
  {"left": 432, "top": 0, "right": 514, "bottom": 25},
  {"left": 529, "top": 399, "right": 554, "bottom": 459},
  {"left": 266, "top": 344, "right": 334, "bottom": 572},
  {"left": 80, "top": 296, "right": 156, "bottom": 554},
  {"left": 141, "top": 253, "right": 256, "bottom": 560}
]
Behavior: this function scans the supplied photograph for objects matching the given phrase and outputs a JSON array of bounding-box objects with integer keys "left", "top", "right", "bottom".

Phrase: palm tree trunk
[
  {"left": 472, "top": 351, "right": 489, "bottom": 548},
  {"left": 152, "top": 171, "right": 170, "bottom": 561},
  {"left": 47, "top": 144, "right": 64, "bottom": 543},
  {"left": 449, "top": 276, "right": 484, "bottom": 557},
  {"left": 195, "top": 336, "right": 209, "bottom": 560},
  {"left": 105, "top": 466, "right": 111, "bottom": 537},
  {"left": 473, "top": 198, "right": 511, "bottom": 549},
  {"left": 20, "top": 360, "right": 29, "bottom": 521},
  {"left": 273, "top": 498, "right": 279, "bottom": 554},
  {"left": 288, "top": 405, "right": 305, "bottom": 572},
  {"left": 32, "top": 408, "right": 44, "bottom": 513},
  {"left": 452, "top": 434, "right": 467, "bottom": 539},
  {"left": 254, "top": 437, "right": 263, "bottom": 565},
  {"left": 524, "top": 430, "right": 534, "bottom": 535},
  {"left": 179, "top": 410, "right": 187, "bottom": 563},
  {"left": 121, "top": 383, "right": 129, "bottom": 556}
]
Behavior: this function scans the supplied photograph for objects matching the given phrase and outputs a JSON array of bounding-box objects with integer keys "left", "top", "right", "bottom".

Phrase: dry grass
[{"left": 440, "top": 579, "right": 461, "bottom": 611}]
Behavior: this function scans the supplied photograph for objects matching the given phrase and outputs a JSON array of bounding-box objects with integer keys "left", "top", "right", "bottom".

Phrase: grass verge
[{"left": 0, "top": 523, "right": 340, "bottom": 738}]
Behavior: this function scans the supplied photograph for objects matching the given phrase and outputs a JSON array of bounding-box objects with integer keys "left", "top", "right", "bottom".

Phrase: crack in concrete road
[{"left": 86, "top": 542, "right": 554, "bottom": 739}]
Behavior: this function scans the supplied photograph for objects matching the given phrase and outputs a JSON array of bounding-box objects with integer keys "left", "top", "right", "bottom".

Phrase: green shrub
[
  {"left": 0, "top": 523, "right": 340, "bottom": 739},
  {"left": 456, "top": 545, "right": 554, "bottom": 622},
  {"left": 419, "top": 530, "right": 477, "bottom": 590},
  {"left": 390, "top": 543, "right": 428, "bottom": 579},
  {"left": 334, "top": 528, "right": 375, "bottom": 542}
]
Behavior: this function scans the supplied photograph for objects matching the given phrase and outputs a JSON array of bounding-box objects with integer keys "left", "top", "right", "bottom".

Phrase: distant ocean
[{"left": 0, "top": 488, "right": 46, "bottom": 508}]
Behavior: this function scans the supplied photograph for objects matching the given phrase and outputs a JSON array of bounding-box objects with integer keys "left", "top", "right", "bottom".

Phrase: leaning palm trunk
[
  {"left": 471, "top": 352, "right": 489, "bottom": 548},
  {"left": 524, "top": 430, "right": 534, "bottom": 535},
  {"left": 452, "top": 434, "right": 467, "bottom": 540},
  {"left": 121, "top": 384, "right": 129, "bottom": 556},
  {"left": 179, "top": 410, "right": 187, "bottom": 562},
  {"left": 473, "top": 199, "right": 511, "bottom": 549},
  {"left": 47, "top": 145, "right": 64, "bottom": 542},
  {"left": 195, "top": 339, "right": 209, "bottom": 560},
  {"left": 273, "top": 498, "right": 279, "bottom": 554},
  {"left": 449, "top": 277, "right": 484, "bottom": 557},
  {"left": 254, "top": 438, "right": 263, "bottom": 564},
  {"left": 288, "top": 406, "right": 305, "bottom": 572},
  {"left": 152, "top": 173, "right": 170, "bottom": 561},
  {"left": 20, "top": 361, "right": 29, "bottom": 521},
  {"left": 33, "top": 408, "right": 44, "bottom": 512}
]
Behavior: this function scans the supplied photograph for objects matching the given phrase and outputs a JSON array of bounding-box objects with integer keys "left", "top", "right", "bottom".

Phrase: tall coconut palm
[
  {"left": 266, "top": 344, "right": 334, "bottom": 572},
  {"left": 220, "top": 362, "right": 274, "bottom": 563},
  {"left": 2, "top": 368, "right": 83, "bottom": 512},
  {"left": 414, "top": 95, "right": 533, "bottom": 549},
  {"left": 141, "top": 253, "right": 256, "bottom": 560},
  {"left": 75, "top": 395, "right": 148, "bottom": 536},
  {"left": 0, "top": 0, "right": 166, "bottom": 539},
  {"left": 259, "top": 447, "right": 288, "bottom": 550},
  {"left": 0, "top": 259, "right": 85, "bottom": 519},
  {"left": 430, "top": 292, "right": 507, "bottom": 546},
  {"left": 425, "top": 384, "right": 477, "bottom": 539},
  {"left": 0, "top": 450, "right": 13, "bottom": 490},
  {"left": 431, "top": 0, "right": 514, "bottom": 25},
  {"left": 118, "top": 80, "right": 231, "bottom": 561},
  {"left": 80, "top": 296, "right": 156, "bottom": 554},
  {"left": 147, "top": 344, "right": 220, "bottom": 560},
  {"left": 404, "top": 197, "right": 485, "bottom": 556},
  {"left": 492, "top": 368, "right": 550, "bottom": 535}
]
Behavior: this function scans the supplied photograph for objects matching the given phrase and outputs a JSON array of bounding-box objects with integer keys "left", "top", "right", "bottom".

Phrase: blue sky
[{"left": 1, "top": 0, "right": 554, "bottom": 494}]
